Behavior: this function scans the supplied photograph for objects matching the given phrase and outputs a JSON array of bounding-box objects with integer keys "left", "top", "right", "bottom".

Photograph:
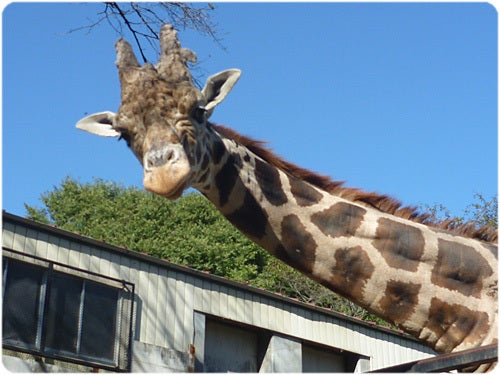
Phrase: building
[{"left": 2, "top": 212, "right": 436, "bottom": 372}]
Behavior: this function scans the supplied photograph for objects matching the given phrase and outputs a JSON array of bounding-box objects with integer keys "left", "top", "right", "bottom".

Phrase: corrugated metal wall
[{"left": 2, "top": 215, "right": 436, "bottom": 371}]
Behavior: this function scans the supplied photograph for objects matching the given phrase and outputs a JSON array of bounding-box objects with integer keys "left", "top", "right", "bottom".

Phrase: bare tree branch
[
  {"left": 107, "top": 2, "right": 148, "bottom": 63},
  {"left": 71, "top": 2, "right": 223, "bottom": 64}
]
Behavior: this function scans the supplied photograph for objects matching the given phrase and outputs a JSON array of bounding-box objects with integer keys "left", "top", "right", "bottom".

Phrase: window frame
[{"left": 2, "top": 248, "right": 135, "bottom": 372}]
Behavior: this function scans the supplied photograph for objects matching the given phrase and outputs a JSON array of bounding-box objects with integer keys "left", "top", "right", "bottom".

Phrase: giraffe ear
[
  {"left": 202, "top": 69, "right": 241, "bottom": 116},
  {"left": 76, "top": 111, "right": 120, "bottom": 137}
]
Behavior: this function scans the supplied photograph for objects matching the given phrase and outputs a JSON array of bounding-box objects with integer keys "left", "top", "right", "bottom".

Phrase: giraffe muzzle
[
  {"left": 145, "top": 147, "right": 178, "bottom": 170},
  {"left": 143, "top": 144, "right": 191, "bottom": 199}
]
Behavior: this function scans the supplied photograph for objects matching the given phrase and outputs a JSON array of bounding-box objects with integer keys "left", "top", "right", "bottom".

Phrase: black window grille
[{"left": 2, "top": 249, "right": 134, "bottom": 371}]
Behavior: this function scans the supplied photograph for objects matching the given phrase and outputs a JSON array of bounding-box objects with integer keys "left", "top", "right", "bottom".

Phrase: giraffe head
[{"left": 77, "top": 24, "right": 240, "bottom": 199}]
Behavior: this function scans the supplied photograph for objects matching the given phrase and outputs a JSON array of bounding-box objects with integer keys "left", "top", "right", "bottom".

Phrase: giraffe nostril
[{"left": 165, "top": 149, "right": 174, "bottom": 162}]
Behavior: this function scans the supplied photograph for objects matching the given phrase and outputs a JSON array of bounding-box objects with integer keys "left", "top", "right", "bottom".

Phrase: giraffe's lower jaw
[
  {"left": 143, "top": 165, "right": 190, "bottom": 200},
  {"left": 164, "top": 180, "right": 188, "bottom": 199},
  {"left": 144, "top": 174, "right": 187, "bottom": 199}
]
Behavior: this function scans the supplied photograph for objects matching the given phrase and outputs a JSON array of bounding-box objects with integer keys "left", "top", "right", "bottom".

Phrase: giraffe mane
[{"left": 214, "top": 124, "right": 497, "bottom": 244}]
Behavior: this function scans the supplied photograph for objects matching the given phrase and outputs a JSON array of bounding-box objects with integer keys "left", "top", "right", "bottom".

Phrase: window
[
  {"left": 3, "top": 260, "right": 45, "bottom": 348},
  {"left": 203, "top": 317, "right": 272, "bottom": 372},
  {"left": 2, "top": 253, "right": 134, "bottom": 371}
]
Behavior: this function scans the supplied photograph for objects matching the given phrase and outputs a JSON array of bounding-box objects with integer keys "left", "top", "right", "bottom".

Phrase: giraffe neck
[{"left": 193, "top": 125, "right": 497, "bottom": 355}]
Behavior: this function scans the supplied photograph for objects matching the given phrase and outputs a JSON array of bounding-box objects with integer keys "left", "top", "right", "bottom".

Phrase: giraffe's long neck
[{"left": 194, "top": 126, "right": 498, "bottom": 356}]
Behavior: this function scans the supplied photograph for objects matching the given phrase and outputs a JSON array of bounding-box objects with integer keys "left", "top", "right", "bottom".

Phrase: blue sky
[{"left": 3, "top": 2, "right": 497, "bottom": 219}]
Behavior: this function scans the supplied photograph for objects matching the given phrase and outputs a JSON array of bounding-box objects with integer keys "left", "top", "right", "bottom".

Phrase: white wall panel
[
  {"left": 24, "top": 229, "right": 37, "bottom": 256},
  {"left": 13, "top": 224, "right": 27, "bottom": 253},
  {"left": 46, "top": 234, "right": 60, "bottom": 262},
  {"left": 156, "top": 269, "right": 169, "bottom": 348},
  {"left": 165, "top": 272, "right": 177, "bottom": 349},
  {"left": 182, "top": 275, "right": 195, "bottom": 350},
  {"left": 35, "top": 231, "right": 49, "bottom": 259},
  {"left": 57, "top": 238, "right": 70, "bottom": 264},
  {"left": 2, "top": 221, "right": 15, "bottom": 248},
  {"left": 173, "top": 273, "right": 187, "bottom": 350},
  {"left": 68, "top": 241, "right": 81, "bottom": 270}
]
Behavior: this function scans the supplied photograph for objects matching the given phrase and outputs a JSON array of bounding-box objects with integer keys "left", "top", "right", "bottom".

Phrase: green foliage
[
  {"left": 25, "top": 177, "right": 268, "bottom": 282},
  {"left": 421, "top": 193, "right": 498, "bottom": 230},
  {"left": 464, "top": 193, "right": 498, "bottom": 230}
]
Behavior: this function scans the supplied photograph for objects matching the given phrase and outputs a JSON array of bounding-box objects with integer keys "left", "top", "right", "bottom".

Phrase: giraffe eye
[
  {"left": 193, "top": 106, "right": 206, "bottom": 123},
  {"left": 118, "top": 131, "right": 132, "bottom": 146}
]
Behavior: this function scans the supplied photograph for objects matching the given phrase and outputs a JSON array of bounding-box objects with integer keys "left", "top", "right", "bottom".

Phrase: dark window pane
[
  {"left": 2, "top": 260, "right": 45, "bottom": 347},
  {"left": 43, "top": 272, "right": 82, "bottom": 354},
  {"left": 80, "top": 280, "right": 119, "bottom": 360}
]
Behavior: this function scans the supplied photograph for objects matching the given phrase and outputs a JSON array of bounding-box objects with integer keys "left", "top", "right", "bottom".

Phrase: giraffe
[{"left": 76, "top": 24, "right": 497, "bottom": 369}]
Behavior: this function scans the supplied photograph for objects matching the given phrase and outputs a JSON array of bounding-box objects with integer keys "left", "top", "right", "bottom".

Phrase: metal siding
[
  {"left": 393, "top": 335, "right": 405, "bottom": 366},
  {"left": 246, "top": 291, "right": 255, "bottom": 324},
  {"left": 209, "top": 283, "right": 220, "bottom": 316},
  {"left": 68, "top": 241, "right": 81, "bottom": 270},
  {"left": 35, "top": 231, "right": 49, "bottom": 259},
  {"left": 359, "top": 326, "right": 370, "bottom": 358},
  {"left": 46, "top": 234, "right": 60, "bottom": 262},
  {"left": 109, "top": 251, "right": 122, "bottom": 279},
  {"left": 165, "top": 270, "right": 178, "bottom": 349},
  {"left": 13, "top": 224, "right": 27, "bottom": 252},
  {"left": 193, "top": 276, "right": 203, "bottom": 312},
  {"left": 227, "top": 287, "right": 237, "bottom": 319},
  {"left": 2, "top": 221, "right": 15, "bottom": 248},
  {"left": 319, "top": 313, "right": 328, "bottom": 345},
  {"left": 120, "top": 254, "right": 132, "bottom": 284},
  {"left": 375, "top": 333, "right": 389, "bottom": 370},
  {"left": 201, "top": 279, "right": 211, "bottom": 313},
  {"left": 183, "top": 274, "right": 195, "bottom": 350},
  {"left": 348, "top": 320, "right": 362, "bottom": 353},
  {"left": 219, "top": 285, "right": 229, "bottom": 319},
  {"left": 306, "top": 309, "right": 316, "bottom": 343},
  {"left": 404, "top": 340, "right": 416, "bottom": 363},
  {"left": 267, "top": 299, "right": 277, "bottom": 332},
  {"left": 98, "top": 248, "right": 112, "bottom": 277},
  {"left": 156, "top": 268, "right": 169, "bottom": 348},
  {"left": 143, "top": 262, "right": 157, "bottom": 344},
  {"left": 147, "top": 264, "right": 159, "bottom": 346},
  {"left": 90, "top": 247, "right": 103, "bottom": 271},
  {"left": 174, "top": 272, "right": 186, "bottom": 350},
  {"left": 260, "top": 294, "right": 269, "bottom": 328},
  {"left": 77, "top": 244, "right": 91, "bottom": 270},
  {"left": 281, "top": 302, "right": 291, "bottom": 337},
  {"left": 24, "top": 229, "right": 37, "bottom": 256},
  {"left": 57, "top": 238, "right": 71, "bottom": 264},
  {"left": 236, "top": 290, "right": 247, "bottom": 323},
  {"left": 293, "top": 306, "right": 304, "bottom": 339}
]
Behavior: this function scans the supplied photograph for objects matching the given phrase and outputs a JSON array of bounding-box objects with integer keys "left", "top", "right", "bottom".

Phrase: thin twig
[
  {"left": 68, "top": 2, "right": 223, "bottom": 68},
  {"left": 108, "top": 2, "right": 148, "bottom": 63}
]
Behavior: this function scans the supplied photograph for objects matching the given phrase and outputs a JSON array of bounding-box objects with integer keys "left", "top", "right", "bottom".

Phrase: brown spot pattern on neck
[
  {"left": 329, "top": 246, "right": 374, "bottom": 302},
  {"left": 213, "top": 124, "right": 497, "bottom": 243},
  {"left": 432, "top": 238, "right": 493, "bottom": 298},
  {"left": 373, "top": 218, "right": 425, "bottom": 272},
  {"left": 311, "top": 202, "right": 366, "bottom": 238},
  {"left": 279, "top": 214, "right": 317, "bottom": 273},
  {"left": 378, "top": 280, "right": 421, "bottom": 326},
  {"left": 255, "top": 158, "right": 288, "bottom": 206},
  {"left": 425, "top": 298, "right": 490, "bottom": 353}
]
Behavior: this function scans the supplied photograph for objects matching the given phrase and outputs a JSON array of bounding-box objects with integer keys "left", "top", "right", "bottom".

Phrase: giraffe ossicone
[{"left": 77, "top": 24, "right": 497, "bottom": 369}]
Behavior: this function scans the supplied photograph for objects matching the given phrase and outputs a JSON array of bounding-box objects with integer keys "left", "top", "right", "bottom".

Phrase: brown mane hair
[{"left": 214, "top": 124, "right": 497, "bottom": 244}]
